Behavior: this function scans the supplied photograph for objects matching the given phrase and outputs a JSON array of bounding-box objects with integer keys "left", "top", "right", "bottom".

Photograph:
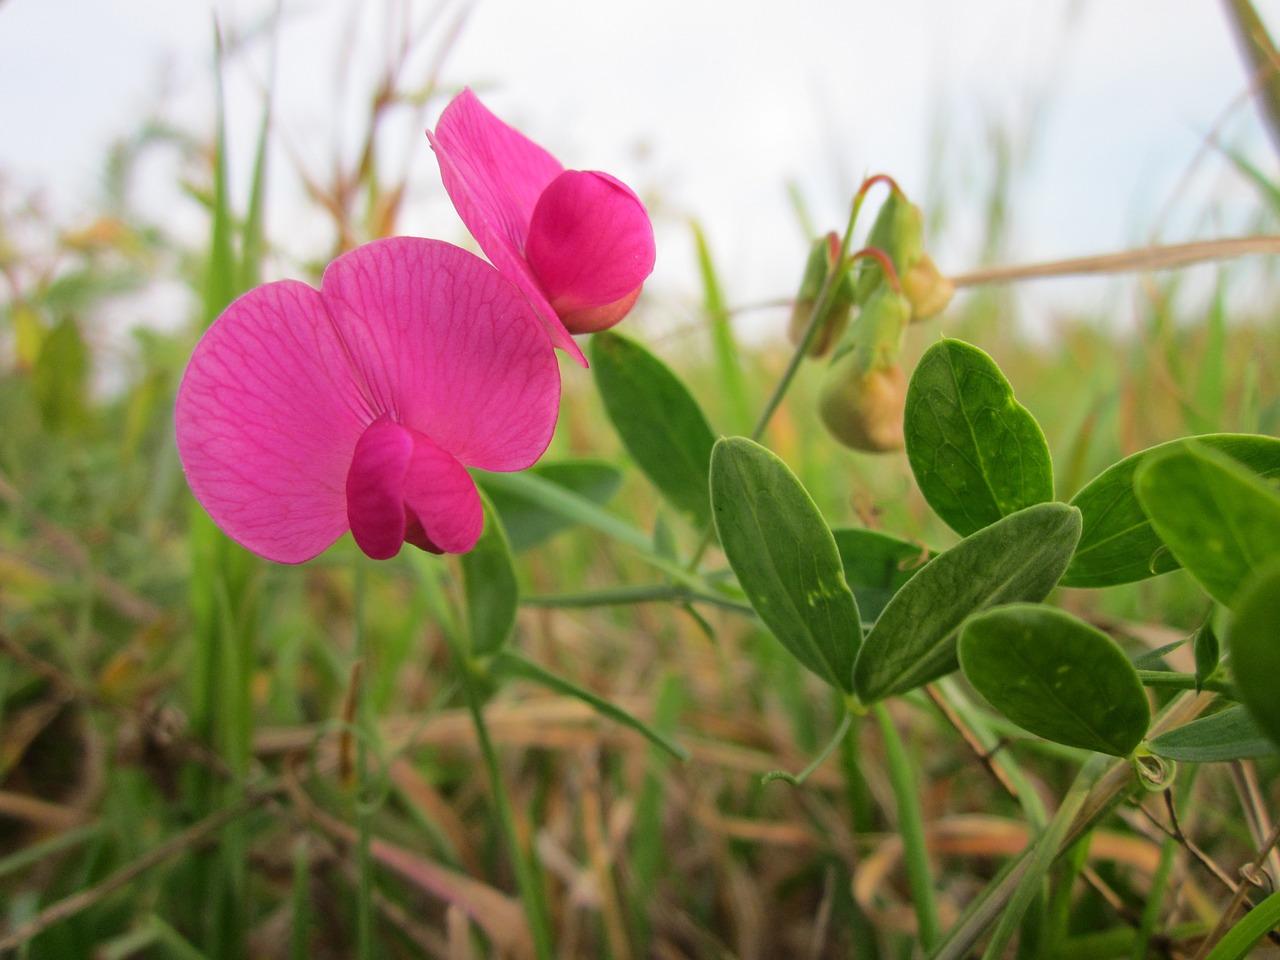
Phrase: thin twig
[
  {"left": 950, "top": 235, "right": 1280, "bottom": 288},
  {"left": 1193, "top": 816, "right": 1280, "bottom": 958}
]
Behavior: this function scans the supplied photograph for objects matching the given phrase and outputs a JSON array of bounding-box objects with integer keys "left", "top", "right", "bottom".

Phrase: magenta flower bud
[
  {"left": 525, "top": 170, "right": 654, "bottom": 333},
  {"left": 429, "top": 89, "right": 656, "bottom": 363}
]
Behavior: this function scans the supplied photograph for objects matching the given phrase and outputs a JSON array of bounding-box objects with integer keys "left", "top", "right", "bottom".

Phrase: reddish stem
[
  {"left": 848, "top": 246, "right": 903, "bottom": 293},
  {"left": 854, "top": 172, "right": 901, "bottom": 206}
]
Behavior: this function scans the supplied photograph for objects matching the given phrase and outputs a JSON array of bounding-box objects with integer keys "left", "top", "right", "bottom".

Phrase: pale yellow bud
[
  {"left": 902, "top": 253, "right": 954, "bottom": 322},
  {"left": 817, "top": 355, "right": 907, "bottom": 453}
]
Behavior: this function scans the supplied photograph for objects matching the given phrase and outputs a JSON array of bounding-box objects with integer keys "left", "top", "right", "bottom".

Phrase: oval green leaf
[
  {"left": 831, "top": 528, "right": 934, "bottom": 623},
  {"left": 958, "top": 605, "right": 1150, "bottom": 757},
  {"left": 1063, "top": 433, "right": 1280, "bottom": 588},
  {"left": 904, "top": 338, "right": 1053, "bottom": 537},
  {"left": 460, "top": 492, "right": 519, "bottom": 656},
  {"left": 1147, "top": 706, "right": 1278, "bottom": 762},
  {"left": 710, "top": 437, "right": 861, "bottom": 692},
  {"left": 1228, "top": 559, "right": 1280, "bottom": 750},
  {"left": 477, "top": 460, "right": 622, "bottom": 552},
  {"left": 853, "top": 502, "right": 1081, "bottom": 704},
  {"left": 591, "top": 331, "right": 719, "bottom": 530},
  {"left": 1134, "top": 441, "right": 1280, "bottom": 607}
]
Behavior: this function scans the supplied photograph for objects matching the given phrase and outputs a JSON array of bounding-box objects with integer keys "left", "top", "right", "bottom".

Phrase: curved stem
[{"left": 762, "top": 709, "right": 854, "bottom": 786}]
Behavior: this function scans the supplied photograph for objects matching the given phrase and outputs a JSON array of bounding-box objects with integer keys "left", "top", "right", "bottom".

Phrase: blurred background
[{"left": 2, "top": 0, "right": 1275, "bottom": 346}]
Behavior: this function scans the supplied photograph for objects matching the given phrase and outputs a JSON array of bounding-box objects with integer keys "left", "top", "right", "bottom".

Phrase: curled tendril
[
  {"left": 1240, "top": 862, "right": 1275, "bottom": 892},
  {"left": 1132, "top": 751, "right": 1176, "bottom": 792}
]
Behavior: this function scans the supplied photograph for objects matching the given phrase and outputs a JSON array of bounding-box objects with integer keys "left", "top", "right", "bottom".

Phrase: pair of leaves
[
  {"left": 710, "top": 436, "right": 1081, "bottom": 701},
  {"left": 1062, "top": 433, "right": 1280, "bottom": 587},
  {"left": 1132, "top": 440, "right": 1280, "bottom": 606}
]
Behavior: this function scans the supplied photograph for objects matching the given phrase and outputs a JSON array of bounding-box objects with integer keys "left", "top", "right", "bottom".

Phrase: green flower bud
[
  {"left": 788, "top": 232, "right": 854, "bottom": 357},
  {"left": 854, "top": 189, "right": 923, "bottom": 305},
  {"left": 819, "top": 284, "right": 911, "bottom": 452},
  {"left": 829, "top": 283, "right": 911, "bottom": 371}
]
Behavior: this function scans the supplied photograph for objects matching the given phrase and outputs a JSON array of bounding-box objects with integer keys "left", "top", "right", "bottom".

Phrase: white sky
[{"left": 1, "top": 0, "right": 1276, "bottom": 337}]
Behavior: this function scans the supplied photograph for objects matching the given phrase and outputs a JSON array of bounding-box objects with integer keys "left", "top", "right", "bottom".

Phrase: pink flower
[
  {"left": 428, "top": 88, "right": 656, "bottom": 365},
  {"left": 175, "top": 237, "right": 561, "bottom": 564}
]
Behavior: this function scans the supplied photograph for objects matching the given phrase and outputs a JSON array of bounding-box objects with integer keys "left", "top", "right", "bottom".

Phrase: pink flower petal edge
[
  {"left": 175, "top": 237, "right": 560, "bottom": 564},
  {"left": 428, "top": 89, "right": 656, "bottom": 354},
  {"left": 428, "top": 89, "right": 584, "bottom": 364}
]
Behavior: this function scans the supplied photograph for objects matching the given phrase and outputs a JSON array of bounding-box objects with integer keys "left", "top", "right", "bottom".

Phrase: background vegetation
[{"left": 2, "top": 3, "right": 1280, "bottom": 958}]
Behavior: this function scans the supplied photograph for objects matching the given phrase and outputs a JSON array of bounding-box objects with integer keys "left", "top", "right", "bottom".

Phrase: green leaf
[
  {"left": 831, "top": 528, "right": 934, "bottom": 623},
  {"left": 1228, "top": 559, "right": 1280, "bottom": 750},
  {"left": 1134, "top": 441, "right": 1280, "bottom": 606},
  {"left": 1202, "top": 888, "right": 1280, "bottom": 960},
  {"left": 710, "top": 437, "right": 860, "bottom": 692},
  {"left": 853, "top": 502, "right": 1081, "bottom": 704},
  {"left": 476, "top": 460, "right": 622, "bottom": 552},
  {"left": 904, "top": 338, "right": 1054, "bottom": 537},
  {"left": 460, "top": 493, "right": 518, "bottom": 657},
  {"left": 1147, "top": 706, "right": 1278, "bottom": 762},
  {"left": 1193, "top": 621, "right": 1221, "bottom": 693},
  {"left": 591, "top": 331, "right": 719, "bottom": 530},
  {"left": 1063, "top": 433, "right": 1280, "bottom": 588},
  {"left": 958, "top": 605, "right": 1150, "bottom": 757}
]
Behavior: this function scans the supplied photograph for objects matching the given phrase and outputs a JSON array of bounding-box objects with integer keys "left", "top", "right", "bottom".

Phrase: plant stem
[
  {"left": 762, "top": 709, "right": 854, "bottom": 786},
  {"left": 459, "top": 657, "right": 556, "bottom": 960},
  {"left": 950, "top": 235, "right": 1280, "bottom": 288},
  {"left": 353, "top": 566, "right": 375, "bottom": 960},
  {"left": 874, "top": 703, "right": 942, "bottom": 951}
]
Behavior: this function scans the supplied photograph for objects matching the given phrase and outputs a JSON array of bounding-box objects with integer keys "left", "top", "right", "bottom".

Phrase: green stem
[
  {"left": 353, "top": 567, "right": 374, "bottom": 960},
  {"left": 523, "top": 582, "right": 752, "bottom": 615},
  {"left": 686, "top": 183, "right": 879, "bottom": 573},
  {"left": 874, "top": 703, "right": 942, "bottom": 950},
  {"left": 762, "top": 709, "right": 854, "bottom": 786},
  {"left": 1137, "top": 670, "right": 1237, "bottom": 697},
  {"left": 980, "top": 754, "right": 1110, "bottom": 960},
  {"left": 459, "top": 657, "right": 556, "bottom": 960},
  {"left": 493, "top": 649, "right": 690, "bottom": 761}
]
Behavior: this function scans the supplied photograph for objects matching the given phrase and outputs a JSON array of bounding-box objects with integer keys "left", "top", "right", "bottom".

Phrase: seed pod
[{"left": 818, "top": 356, "right": 908, "bottom": 452}]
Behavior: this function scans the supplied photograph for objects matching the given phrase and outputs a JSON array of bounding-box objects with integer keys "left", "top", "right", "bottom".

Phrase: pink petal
[
  {"left": 401, "top": 428, "right": 483, "bottom": 555},
  {"left": 428, "top": 89, "right": 586, "bottom": 365},
  {"left": 320, "top": 238, "right": 561, "bottom": 472},
  {"left": 524, "top": 170, "right": 655, "bottom": 333},
  {"left": 175, "top": 280, "right": 370, "bottom": 564},
  {"left": 345, "top": 418, "right": 482, "bottom": 559},
  {"left": 345, "top": 417, "right": 413, "bottom": 559}
]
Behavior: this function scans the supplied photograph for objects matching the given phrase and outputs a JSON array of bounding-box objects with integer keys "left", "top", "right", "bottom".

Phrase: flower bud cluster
[{"left": 794, "top": 178, "right": 951, "bottom": 453}]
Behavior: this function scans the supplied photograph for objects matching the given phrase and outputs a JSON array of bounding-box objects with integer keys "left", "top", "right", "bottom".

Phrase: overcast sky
[{"left": 1, "top": 0, "right": 1275, "bottom": 334}]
